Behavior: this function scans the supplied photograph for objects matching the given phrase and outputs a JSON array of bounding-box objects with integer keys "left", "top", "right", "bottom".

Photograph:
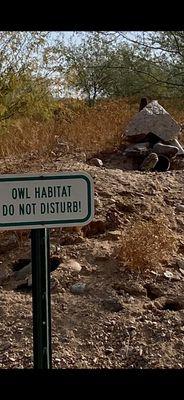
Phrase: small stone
[
  {"left": 70, "top": 282, "right": 87, "bottom": 295},
  {"left": 60, "top": 336, "right": 70, "bottom": 343},
  {"left": 102, "top": 298, "right": 124, "bottom": 312},
  {"left": 105, "top": 230, "right": 122, "bottom": 240},
  {"left": 177, "top": 259, "right": 184, "bottom": 269},
  {"left": 89, "top": 158, "right": 103, "bottom": 167},
  {"left": 179, "top": 268, "right": 184, "bottom": 276},
  {"left": 9, "top": 357, "right": 16, "bottom": 362},
  {"left": 65, "top": 260, "right": 82, "bottom": 272},
  {"left": 150, "top": 270, "right": 160, "bottom": 276},
  {"left": 176, "top": 204, "right": 184, "bottom": 212},
  {"left": 164, "top": 271, "right": 174, "bottom": 279},
  {"left": 139, "top": 348, "right": 143, "bottom": 356},
  {"left": 105, "top": 347, "right": 114, "bottom": 355}
]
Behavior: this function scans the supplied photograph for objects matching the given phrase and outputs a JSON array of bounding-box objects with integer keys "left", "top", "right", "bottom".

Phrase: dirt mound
[{"left": 0, "top": 152, "right": 184, "bottom": 369}]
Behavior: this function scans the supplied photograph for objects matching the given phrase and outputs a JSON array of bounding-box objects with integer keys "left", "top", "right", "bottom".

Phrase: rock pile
[{"left": 122, "top": 98, "right": 184, "bottom": 172}]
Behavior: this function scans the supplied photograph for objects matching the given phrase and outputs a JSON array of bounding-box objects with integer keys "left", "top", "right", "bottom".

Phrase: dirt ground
[{"left": 0, "top": 150, "right": 184, "bottom": 369}]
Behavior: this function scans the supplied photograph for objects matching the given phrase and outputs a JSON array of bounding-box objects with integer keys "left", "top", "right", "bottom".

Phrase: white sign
[{"left": 0, "top": 171, "right": 94, "bottom": 230}]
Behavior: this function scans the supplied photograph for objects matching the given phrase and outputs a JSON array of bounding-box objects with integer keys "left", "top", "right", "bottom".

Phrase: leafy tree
[
  {"left": 0, "top": 31, "right": 56, "bottom": 121},
  {"left": 53, "top": 32, "right": 117, "bottom": 105},
  {"left": 110, "top": 31, "right": 184, "bottom": 98},
  {"left": 52, "top": 31, "right": 173, "bottom": 103}
]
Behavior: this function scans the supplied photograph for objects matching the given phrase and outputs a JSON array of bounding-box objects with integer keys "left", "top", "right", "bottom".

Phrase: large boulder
[{"left": 124, "top": 100, "right": 181, "bottom": 142}]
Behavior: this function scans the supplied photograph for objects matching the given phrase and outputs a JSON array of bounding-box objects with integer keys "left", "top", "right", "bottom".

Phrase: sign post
[
  {"left": 31, "top": 228, "right": 52, "bottom": 369},
  {"left": 0, "top": 172, "right": 94, "bottom": 369}
]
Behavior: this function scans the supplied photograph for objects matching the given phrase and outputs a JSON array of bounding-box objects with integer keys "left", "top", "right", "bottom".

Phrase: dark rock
[{"left": 102, "top": 298, "right": 124, "bottom": 312}]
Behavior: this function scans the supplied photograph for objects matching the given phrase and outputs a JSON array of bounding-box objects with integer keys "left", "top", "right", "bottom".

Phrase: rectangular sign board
[{"left": 0, "top": 171, "right": 94, "bottom": 230}]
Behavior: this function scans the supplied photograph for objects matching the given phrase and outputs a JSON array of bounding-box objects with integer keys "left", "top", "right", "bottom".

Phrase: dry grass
[
  {"left": 0, "top": 98, "right": 137, "bottom": 159},
  {"left": 0, "top": 118, "right": 57, "bottom": 158},
  {"left": 0, "top": 97, "right": 184, "bottom": 159},
  {"left": 54, "top": 98, "right": 137, "bottom": 156},
  {"left": 118, "top": 215, "right": 178, "bottom": 270}
]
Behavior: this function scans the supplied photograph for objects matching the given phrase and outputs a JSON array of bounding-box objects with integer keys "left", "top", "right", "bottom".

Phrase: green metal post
[{"left": 31, "top": 228, "right": 52, "bottom": 369}]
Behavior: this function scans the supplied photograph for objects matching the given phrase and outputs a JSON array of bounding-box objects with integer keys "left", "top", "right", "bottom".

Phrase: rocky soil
[{"left": 1, "top": 150, "right": 184, "bottom": 369}]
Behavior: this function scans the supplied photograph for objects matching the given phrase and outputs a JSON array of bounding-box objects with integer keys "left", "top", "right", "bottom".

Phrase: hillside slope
[{"left": 0, "top": 152, "right": 184, "bottom": 369}]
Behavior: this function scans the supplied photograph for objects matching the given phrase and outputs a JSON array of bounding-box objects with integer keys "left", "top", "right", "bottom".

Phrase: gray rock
[
  {"left": 153, "top": 142, "right": 178, "bottom": 158},
  {"left": 124, "top": 100, "right": 180, "bottom": 142},
  {"left": 70, "top": 282, "right": 87, "bottom": 294},
  {"left": 177, "top": 259, "right": 184, "bottom": 269},
  {"left": 176, "top": 204, "right": 184, "bottom": 212},
  {"left": 89, "top": 158, "right": 103, "bottom": 167}
]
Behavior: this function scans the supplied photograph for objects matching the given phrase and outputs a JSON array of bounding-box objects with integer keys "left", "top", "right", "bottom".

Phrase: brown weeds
[
  {"left": 0, "top": 97, "right": 184, "bottom": 159},
  {"left": 0, "top": 99, "right": 137, "bottom": 158},
  {"left": 118, "top": 215, "right": 178, "bottom": 270}
]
